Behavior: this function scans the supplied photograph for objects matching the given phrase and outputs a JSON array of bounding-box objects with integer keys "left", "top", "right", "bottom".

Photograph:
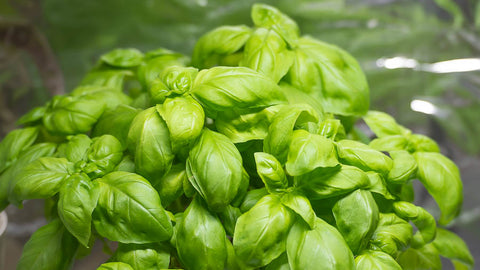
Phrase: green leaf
[
  {"left": 215, "top": 105, "right": 280, "bottom": 144},
  {"left": 241, "top": 28, "right": 294, "bottom": 83},
  {"left": 160, "top": 66, "right": 198, "bottom": 95},
  {"left": 387, "top": 150, "right": 417, "bottom": 185},
  {"left": 263, "top": 104, "right": 320, "bottom": 164},
  {"left": 153, "top": 163, "right": 186, "bottom": 208},
  {"left": 85, "top": 135, "right": 124, "bottom": 178},
  {"left": 100, "top": 48, "right": 144, "bottom": 68},
  {"left": 0, "top": 143, "right": 56, "bottom": 210},
  {"left": 286, "top": 130, "right": 338, "bottom": 176},
  {"left": 355, "top": 250, "right": 402, "bottom": 270},
  {"left": 176, "top": 196, "right": 227, "bottom": 270},
  {"left": 251, "top": 3, "right": 300, "bottom": 47},
  {"left": 138, "top": 52, "right": 189, "bottom": 90},
  {"left": 17, "top": 219, "right": 79, "bottom": 270},
  {"left": 254, "top": 152, "right": 288, "bottom": 194},
  {"left": 191, "top": 66, "right": 286, "bottom": 115},
  {"left": 285, "top": 37, "right": 369, "bottom": 116},
  {"left": 92, "top": 105, "right": 140, "bottom": 148},
  {"left": 93, "top": 171, "right": 172, "bottom": 243},
  {"left": 397, "top": 244, "right": 442, "bottom": 270},
  {"left": 17, "top": 106, "right": 46, "bottom": 126},
  {"left": 413, "top": 152, "right": 463, "bottom": 225},
  {"left": 363, "top": 111, "right": 410, "bottom": 138},
  {"left": 0, "top": 127, "right": 38, "bottom": 173},
  {"left": 318, "top": 118, "right": 346, "bottom": 141},
  {"left": 296, "top": 165, "right": 370, "bottom": 200},
  {"left": 369, "top": 135, "right": 409, "bottom": 152},
  {"left": 286, "top": 217, "right": 355, "bottom": 270},
  {"left": 192, "top": 25, "right": 252, "bottom": 69},
  {"left": 187, "top": 129, "right": 243, "bottom": 212},
  {"left": 58, "top": 173, "right": 99, "bottom": 247},
  {"left": 70, "top": 86, "right": 132, "bottom": 110},
  {"left": 333, "top": 189, "right": 379, "bottom": 254},
  {"left": 127, "top": 107, "right": 174, "bottom": 184},
  {"left": 156, "top": 96, "right": 205, "bottom": 156},
  {"left": 393, "top": 201, "right": 436, "bottom": 247},
  {"left": 409, "top": 134, "right": 440, "bottom": 153},
  {"left": 114, "top": 243, "right": 170, "bottom": 270},
  {"left": 280, "top": 192, "right": 315, "bottom": 229},
  {"left": 365, "top": 172, "right": 395, "bottom": 200},
  {"left": 13, "top": 157, "right": 73, "bottom": 204},
  {"left": 97, "top": 262, "right": 134, "bottom": 270},
  {"left": 80, "top": 69, "right": 133, "bottom": 89},
  {"left": 57, "top": 134, "right": 92, "bottom": 163},
  {"left": 370, "top": 213, "right": 412, "bottom": 258},
  {"left": 432, "top": 228, "right": 474, "bottom": 269},
  {"left": 233, "top": 194, "right": 293, "bottom": 268},
  {"left": 239, "top": 187, "right": 269, "bottom": 213},
  {"left": 266, "top": 253, "right": 291, "bottom": 270},
  {"left": 218, "top": 205, "right": 243, "bottom": 236},
  {"left": 336, "top": 139, "right": 392, "bottom": 176}
]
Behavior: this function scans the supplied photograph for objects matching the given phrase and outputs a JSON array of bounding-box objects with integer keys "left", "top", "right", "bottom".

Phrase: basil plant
[{"left": 0, "top": 4, "right": 474, "bottom": 270}]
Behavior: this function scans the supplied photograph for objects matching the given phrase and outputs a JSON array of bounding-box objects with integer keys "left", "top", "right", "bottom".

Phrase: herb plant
[{"left": 0, "top": 4, "right": 474, "bottom": 270}]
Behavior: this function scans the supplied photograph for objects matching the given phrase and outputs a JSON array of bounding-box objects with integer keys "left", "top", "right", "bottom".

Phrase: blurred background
[{"left": 1, "top": 0, "right": 479, "bottom": 269}]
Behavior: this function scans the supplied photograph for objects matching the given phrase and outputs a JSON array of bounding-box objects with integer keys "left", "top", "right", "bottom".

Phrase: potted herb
[{"left": 0, "top": 4, "right": 474, "bottom": 270}]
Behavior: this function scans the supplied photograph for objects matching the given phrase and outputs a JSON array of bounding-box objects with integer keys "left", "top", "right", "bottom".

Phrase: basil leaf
[
  {"left": 370, "top": 213, "right": 412, "bottom": 258},
  {"left": 97, "top": 262, "right": 134, "bottom": 270},
  {"left": 363, "top": 111, "right": 410, "bottom": 138},
  {"left": 264, "top": 104, "right": 320, "bottom": 164},
  {"left": 296, "top": 165, "right": 370, "bottom": 200},
  {"left": 12, "top": 157, "right": 73, "bottom": 205},
  {"left": 58, "top": 173, "right": 100, "bottom": 247},
  {"left": 265, "top": 253, "right": 291, "bottom": 270},
  {"left": 17, "top": 219, "right": 79, "bottom": 270},
  {"left": 409, "top": 134, "right": 440, "bottom": 153},
  {"left": 100, "top": 48, "right": 144, "bottom": 68},
  {"left": 92, "top": 105, "right": 140, "bottom": 148},
  {"left": 239, "top": 187, "right": 269, "bottom": 213},
  {"left": 286, "top": 130, "right": 338, "bottom": 176},
  {"left": 413, "top": 152, "right": 463, "bottom": 225},
  {"left": 277, "top": 83, "right": 325, "bottom": 117},
  {"left": 0, "top": 143, "right": 56, "bottom": 210},
  {"left": 127, "top": 107, "right": 174, "bottom": 184},
  {"left": 393, "top": 201, "right": 436, "bottom": 247},
  {"left": 365, "top": 172, "right": 395, "bottom": 200},
  {"left": 387, "top": 150, "right": 417, "bottom": 185},
  {"left": 187, "top": 129, "right": 243, "bottom": 212},
  {"left": 254, "top": 152, "right": 288, "bottom": 194},
  {"left": 318, "top": 118, "right": 346, "bottom": 141},
  {"left": 153, "top": 163, "right": 186, "bottom": 208},
  {"left": 17, "top": 106, "right": 46, "bottom": 126},
  {"left": 115, "top": 155, "right": 136, "bottom": 173},
  {"left": 85, "top": 135, "right": 124, "bottom": 178},
  {"left": 57, "top": 134, "right": 92, "bottom": 163},
  {"left": 216, "top": 106, "right": 280, "bottom": 143},
  {"left": 191, "top": 66, "right": 286, "bottom": 114},
  {"left": 176, "top": 196, "right": 227, "bottom": 270},
  {"left": 114, "top": 243, "right": 170, "bottom": 270},
  {"left": 251, "top": 3, "right": 300, "bottom": 47},
  {"left": 280, "top": 192, "right": 315, "bottom": 229},
  {"left": 93, "top": 171, "right": 173, "bottom": 243},
  {"left": 0, "top": 127, "right": 38, "bottom": 173},
  {"left": 355, "top": 250, "right": 402, "bottom": 270},
  {"left": 333, "top": 190, "right": 379, "bottom": 254},
  {"left": 233, "top": 194, "right": 293, "bottom": 268},
  {"left": 286, "top": 217, "right": 355, "bottom": 270},
  {"left": 160, "top": 66, "right": 198, "bottom": 95},
  {"left": 70, "top": 86, "right": 132, "bottom": 110},
  {"left": 230, "top": 167, "right": 251, "bottom": 207},
  {"left": 156, "top": 96, "right": 205, "bottom": 156},
  {"left": 219, "top": 205, "right": 243, "bottom": 236},
  {"left": 139, "top": 52, "right": 189, "bottom": 90},
  {"left": 80, "top": 69, "right": 133, "bottom": 90},
  {"left": 43, "top": 94, "right": 106, "bottom": 135},
  {"left": 286, "top": 37, "right": 369, "bottom": 116},
  {"left": 397, "top": 244, "right": 442, "bottom": 270},
  {"left": 336, "top": 139, "right": 393, "bottom": 176},
  {"left": 241, "top": 28, "right": 294, "bottom": 83},
  {"left": 192, "top": 25, "right": 252, "bottom": 69},
  {"left": 432, "top": 228, "right": 474, "bottom": 269},
  {"left": 369, "top": 135, "right": 409, "bottom": 152}
]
